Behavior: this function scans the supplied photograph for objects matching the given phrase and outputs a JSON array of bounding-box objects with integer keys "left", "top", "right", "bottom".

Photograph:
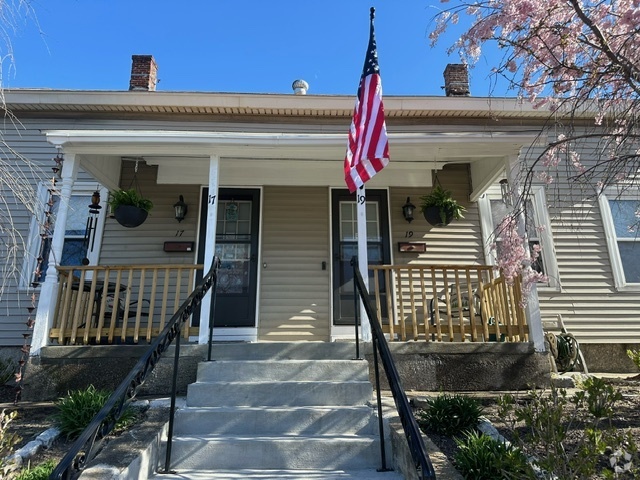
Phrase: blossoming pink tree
[{"left": 430, "top": 0, "right": 640, "bottom": 293}]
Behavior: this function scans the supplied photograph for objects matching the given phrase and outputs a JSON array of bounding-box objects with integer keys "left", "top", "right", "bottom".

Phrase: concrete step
[
  {"left": 166, "top": 435, "right": 387, "bottom": 470},
  {"left": 150, "top": 468, "right": 404, "bottom": 479},
  {"left": 186, "top": 381, "right": 373, "bottom": 407},
  {"left": 208, "top": 342, "right": 358, "bottom": 361},
  {"left": 173, "top": 405, "right": 377, "bottom": 436},
  {"left": 196, "top": 359, "right": 369, "bottom": 382}
]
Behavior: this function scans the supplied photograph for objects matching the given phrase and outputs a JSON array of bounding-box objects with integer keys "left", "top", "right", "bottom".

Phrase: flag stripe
[{"left": 344, "top": 11, "right": 389, "bottom": 194}]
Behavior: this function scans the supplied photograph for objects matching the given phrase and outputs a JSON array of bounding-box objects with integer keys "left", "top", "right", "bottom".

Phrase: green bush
[
  {"left": 576, "top": 376, "right": 622, "bottom": 419},
  {"left": 497, "top": 385, "right": 638, "bottom": 478},
  {"left": 454, "top": 430, "right": 534, "bottom": 480},
  {"left": 0, "top": 358, "right": 16, "bottom": 385},
  {"left": 53, "top": 385, "right": 136, "bottom": 440},
  {"left": 418, "top": 393, "right": 484, "bottom": 436},
  {"left": 15, "top": 460, "right": 56, "bottom": 480},
  {"left": 628, "top": 349, "right": 640, "bottom": 370},
  {"left": 0, "top": 409, "right": 21, "bottom": 478}
]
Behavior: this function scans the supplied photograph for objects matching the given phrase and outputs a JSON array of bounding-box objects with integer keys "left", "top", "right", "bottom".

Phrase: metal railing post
[
  {"left": 207, "top": 257, "right": 220, "bottom": 362},
  {"left": 351, "top": 256, "right": 361, "bottom": 360},
  {"left": 162, "top": 321, "right": 182, "bottom": 473},
  {"left": 372, "top": 338, "right": 390, "bottom": 471}
]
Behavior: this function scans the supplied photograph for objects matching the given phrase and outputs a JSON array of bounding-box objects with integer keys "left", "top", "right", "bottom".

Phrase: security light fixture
[
  {"left": 402, "top": 197, "right": 416, "bottom": 223},
  {"left": 174, "top": 195, "right": 188, "bottom": 222}
]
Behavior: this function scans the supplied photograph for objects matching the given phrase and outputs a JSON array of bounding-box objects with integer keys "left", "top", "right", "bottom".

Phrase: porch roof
[{"left": 44, "top": 129, "right": 540, "bottom": 193}]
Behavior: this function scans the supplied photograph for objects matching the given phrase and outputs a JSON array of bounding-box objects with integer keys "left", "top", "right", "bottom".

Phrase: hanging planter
[
  {"left": 109, "top": 188, "right": 153, "bottom": 228},
  {"left": 419, "top": 185, "right": 466, "bottom": 227}
]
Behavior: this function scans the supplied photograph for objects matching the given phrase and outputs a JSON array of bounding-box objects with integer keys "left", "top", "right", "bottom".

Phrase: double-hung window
[
  {"left": 599, "top": 190, "right": 640, "bottom": 290},
  {"left": 479, "top": 184, "right": 559, "bottom": 290}
]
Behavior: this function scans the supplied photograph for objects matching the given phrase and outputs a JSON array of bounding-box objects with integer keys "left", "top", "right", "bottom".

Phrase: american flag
[{"left": 344, "top": 7, "right": 390, "bottom": 194}]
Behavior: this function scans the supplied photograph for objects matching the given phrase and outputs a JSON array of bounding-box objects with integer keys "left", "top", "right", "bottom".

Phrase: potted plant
[
  {"left": 108, "top": 188, "right": 153, "bottom": 228},
  {"left": 419, "top": 185, "right": 466, "bottom": 227}
]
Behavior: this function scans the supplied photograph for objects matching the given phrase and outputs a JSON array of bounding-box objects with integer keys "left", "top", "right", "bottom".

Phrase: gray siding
[
  {"left": 258, "top": 187, "right": 330, "bottom": 341},
  {"left": 0, "top": 120, "right": 98, "bottom": 345}
]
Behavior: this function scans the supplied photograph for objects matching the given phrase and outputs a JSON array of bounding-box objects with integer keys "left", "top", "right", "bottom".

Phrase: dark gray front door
[
  {"left": 196, "top": 188, "right": 260, "bottom": 327},
  {"left": 331, "top": 189, "right": 391, "bottom": 325}
]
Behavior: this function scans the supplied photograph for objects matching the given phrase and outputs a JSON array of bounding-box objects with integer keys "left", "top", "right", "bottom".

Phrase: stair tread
[
  {"left": 151, "top": 468, "right": 404, "bottom": 479},
  {"left": 172, "top": 434, "right": 378, "bottom": 440},
  {"left": 177, "top": 405, "right": 373, "bottom": 411}
]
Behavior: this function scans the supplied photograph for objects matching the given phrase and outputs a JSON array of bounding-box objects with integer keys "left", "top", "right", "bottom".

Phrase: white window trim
[
  {"left": 598, "top": 190, "right": 639, "bottom": 292},
  {"left": 20, "top": 182, "right": 108, "bottom": 290},
  {"left": 478, "top": 185, "right": 560, "bottom": 291}
]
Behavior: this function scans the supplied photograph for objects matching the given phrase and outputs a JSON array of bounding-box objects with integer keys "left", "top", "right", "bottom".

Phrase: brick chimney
[
  {"left": 129, "top": 55, "right": 158, "bottom": 91},
  {"left": 443, "top": 64, "right": 470, "bottom": 97}
]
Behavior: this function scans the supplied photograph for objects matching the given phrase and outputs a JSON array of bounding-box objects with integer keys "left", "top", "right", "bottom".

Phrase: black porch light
[
  {"left": 173, "top": 195, "right": 188, "bottom": 222},
  {"left": 402, "top": 197, "right": 416, "bottom": 223}
]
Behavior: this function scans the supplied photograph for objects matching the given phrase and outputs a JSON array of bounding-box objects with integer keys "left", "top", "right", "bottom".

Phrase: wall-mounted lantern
[
  {"left": 402, "top": 197, "right": 416, "bottom": 223},
  {"left": 173, "top": 195, "right": 188, "bottom": 222}
]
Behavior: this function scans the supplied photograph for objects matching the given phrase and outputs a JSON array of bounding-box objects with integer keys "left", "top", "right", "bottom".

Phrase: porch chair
[
  {"left": 429, "top": 284, "right": 484, "bottom": 341},
  {"left": 103, "top": 292, "right": 151, "bottom": 342}
]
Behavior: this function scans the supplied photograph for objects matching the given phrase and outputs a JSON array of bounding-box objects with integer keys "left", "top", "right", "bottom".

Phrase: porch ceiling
[{"left": 45, "top": 129, "right": 540, "bottom": 187}]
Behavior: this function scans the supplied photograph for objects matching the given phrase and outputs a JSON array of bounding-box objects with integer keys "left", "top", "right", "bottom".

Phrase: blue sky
[{"left": 5, "top": 1, "right": 506, "bottom": 96}]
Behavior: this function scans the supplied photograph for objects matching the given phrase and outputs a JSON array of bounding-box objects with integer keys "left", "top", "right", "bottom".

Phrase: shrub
[
  {"left": 14, "top": 460, "right": 56, "bottom": 480},
  {"left": 0, "top": 409, "right": 21, "bottom": 479},
  {"left": 497, "top": 385, "right": 638, "bottom": 478},
  {"left": 576, "top": 376, "right": 622, "bottom": 419},
  {"left": 628, "top": 349, "right": 640, "bottom": 370},
  {"left": 0, "top": 358, "right": 16, "bottom": 385},
  {"left": 53, "top": 385, "right": 136, "bottom": 440},
  {"left": 417, "top": 393, "right": 484, "bottom": 436},
  {"left": 454, "top": 430, "right": 534, "bottom": 480}
]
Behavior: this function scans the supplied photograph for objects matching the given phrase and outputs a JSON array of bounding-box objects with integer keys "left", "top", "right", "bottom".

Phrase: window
[
  {"left": 479, "top": 184, "right": 559, "bottom": 289},
  {"left": 21, "top": 183, "right": 107, "bottom": 288},
  {"left": 599, "top": 190, "right": 640, "bottom": 290}
]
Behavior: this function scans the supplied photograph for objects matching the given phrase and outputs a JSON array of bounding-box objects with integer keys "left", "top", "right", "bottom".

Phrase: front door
[
  {"left": 331, "top": 189, "right": 391, "bottom": 325},
  {"left": 196, "top": 188, "right": 260, "bottom": 327}
]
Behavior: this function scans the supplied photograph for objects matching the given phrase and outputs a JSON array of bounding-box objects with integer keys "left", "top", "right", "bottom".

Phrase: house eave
[{"left": 6, "top": 88, "right": 569, "bottom": 120}]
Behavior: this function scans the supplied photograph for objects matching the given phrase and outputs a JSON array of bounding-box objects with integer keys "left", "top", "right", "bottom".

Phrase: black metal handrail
[
  {"left": 49, "top": 256, "right": 220, "bottom": 480},
  {"left": 351, "top": 256, "right": 436, "bottom": 480}
]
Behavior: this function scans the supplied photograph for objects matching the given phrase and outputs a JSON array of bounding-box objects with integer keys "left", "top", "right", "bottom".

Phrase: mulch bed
[{"left": 416, "top": 375, "right": 640, "bottom": 479}]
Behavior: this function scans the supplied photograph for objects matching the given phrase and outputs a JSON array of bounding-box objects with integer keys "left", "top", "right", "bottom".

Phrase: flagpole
[
  {"left": 356, "top": 185, "right": 371, "bottom": 342},
  {"left": 344, "top": 6, "right": 388, "bottom": 343}
]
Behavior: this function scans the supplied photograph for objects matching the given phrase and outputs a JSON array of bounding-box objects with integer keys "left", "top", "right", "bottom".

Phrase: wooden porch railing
[
  {"left": 370, "top": 264, "right": 529, "bottom": 343},
  {"left": 51, "top": 264, "right": 204, "bottom": 345}
]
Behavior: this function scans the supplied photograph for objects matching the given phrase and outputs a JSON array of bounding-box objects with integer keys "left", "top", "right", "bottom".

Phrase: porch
[{"left": 48, "top": 263, "right": 527, "bottom": 346}]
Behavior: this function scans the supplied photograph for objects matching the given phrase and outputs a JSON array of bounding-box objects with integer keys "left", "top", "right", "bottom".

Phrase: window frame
[
  {"left": 598, "top": 189, "right": 640, "bottom": 292},
  {"left": 20, "top": 182, "right": 108, "bottom": 289},
  {"left": 479, "top": 184, "right": 560, "bottom": 291}
]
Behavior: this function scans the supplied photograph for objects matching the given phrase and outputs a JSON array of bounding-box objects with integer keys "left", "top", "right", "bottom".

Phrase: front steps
[{"left": 151, "top": 342, "right": 404, "bottom": 479}]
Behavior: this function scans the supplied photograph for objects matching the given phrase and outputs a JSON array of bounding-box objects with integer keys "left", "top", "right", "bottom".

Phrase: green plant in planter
[
  {"left": 108, "top": 188, "right": 153, "bottom": 213},
  {"left": 108, "top": 189, "right": 153, "bottom": 228},
  {"left": 419, "top": 185, "right": 466, "bottom": 226}
]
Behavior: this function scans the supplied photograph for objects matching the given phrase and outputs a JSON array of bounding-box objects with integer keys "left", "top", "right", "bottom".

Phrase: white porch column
[
  {"left": 32, "top": 153, "right": 79, "bottom": 355},
  {"left": 356, "top": 187, "right": 371, "bottom": 342},
  {"left": 506, "top": 155, "right": 545, "bottom": 352},
  {"left": 198, "top": 154, "right": 220, "bottom": 344}
]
